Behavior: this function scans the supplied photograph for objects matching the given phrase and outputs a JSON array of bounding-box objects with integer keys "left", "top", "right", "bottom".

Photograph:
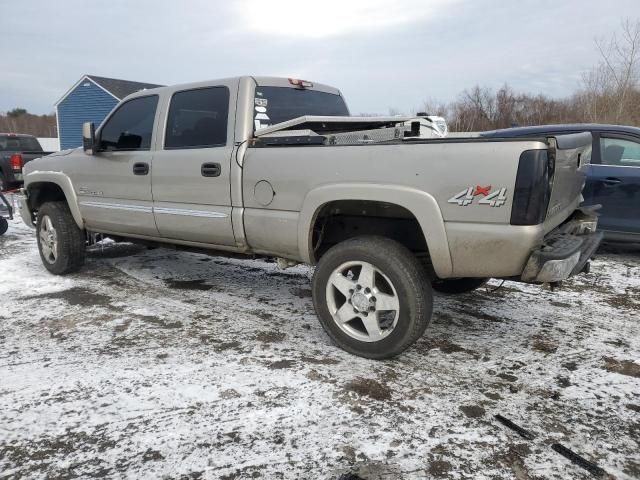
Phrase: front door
[
  {"left": 584, "top": 134, "right": 640, "bottom": 235},
  {"left": 151, "top": 85, "right": 236, "bottom": 246},
  {"left": 76, "top": 95, "right": 159, "bottom": 236}
]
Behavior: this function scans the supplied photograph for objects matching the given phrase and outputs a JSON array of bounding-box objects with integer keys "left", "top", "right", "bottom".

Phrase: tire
[
  {"left": 0, "top": 172, "right": 6, "bottom": 192},
  {"left": 312, "top": 236, "right": 433, "bottom": 359},
  {"left": 36, "top": 201, "right": 85, "bottom": 275},
  {"left": 0, "top": 217, "right": 7, "bottom": 236},
  {"left": 431, "top": 277, "right": 488, "bottom": 295}
]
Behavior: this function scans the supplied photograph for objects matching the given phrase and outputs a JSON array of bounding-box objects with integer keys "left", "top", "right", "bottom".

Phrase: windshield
[
  {"left": 0, "top": 135, "right": 42, "bottom": 152},
  {"left": 254, "top": 86, "right": 349, "bottom": 130}
]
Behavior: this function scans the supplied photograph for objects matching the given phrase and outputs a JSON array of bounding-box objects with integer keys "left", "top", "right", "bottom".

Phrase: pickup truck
[
  {"left": 482, "top": 124, "right": 640, "bottom": 243},
  {"left": 0, "top": 134, "right": 52, "bottom": 191},
  {"left": 17, "top": 76, "right": 602, "bottom": 359}
]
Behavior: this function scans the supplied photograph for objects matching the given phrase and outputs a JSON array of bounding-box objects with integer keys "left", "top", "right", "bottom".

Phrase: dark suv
[{"left": 483, "top": 124, "right": 640, "bottom": 243}]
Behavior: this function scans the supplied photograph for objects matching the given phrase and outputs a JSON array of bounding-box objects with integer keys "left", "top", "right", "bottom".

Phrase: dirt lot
[{"left": 1, "top": 217, "right": 639, "bottom": 479}]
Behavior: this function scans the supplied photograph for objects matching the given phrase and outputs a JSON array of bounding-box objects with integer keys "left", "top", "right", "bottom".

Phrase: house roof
[
  {"left": 87, "top": 75, "right": 163, "bottom": 100},
  {"left": 55, "top": 75, "right": 164, "bottom": 106}
]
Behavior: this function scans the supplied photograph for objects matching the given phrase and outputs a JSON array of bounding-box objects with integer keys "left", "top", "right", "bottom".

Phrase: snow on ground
[{"left": 0, "top": 217, "right": 639, "bottom": 479}]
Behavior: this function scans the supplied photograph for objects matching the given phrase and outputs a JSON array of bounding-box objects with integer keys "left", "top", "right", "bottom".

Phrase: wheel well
[
  {"left": 27, "top": 182, "right": 67, "bottom": 211},
  {"left": 310, "top": 200, "right": 431, "bottom": 270}
]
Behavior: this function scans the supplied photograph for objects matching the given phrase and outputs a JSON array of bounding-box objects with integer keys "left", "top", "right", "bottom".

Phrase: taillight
[
  {"left": 9, "top": 154, "right": 23, "bottom": 171},
  {"left": 510, "top": 150, "right": 554, "bottom": 225}
]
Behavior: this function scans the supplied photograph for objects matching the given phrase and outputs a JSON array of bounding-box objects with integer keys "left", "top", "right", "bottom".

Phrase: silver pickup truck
[{"left": 18, "top": 76, "right": 602, "bottom": 358}]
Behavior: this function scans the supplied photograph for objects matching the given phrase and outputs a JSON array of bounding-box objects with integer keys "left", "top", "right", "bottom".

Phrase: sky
[{"left": 1, "top": 0, "right": 639, "bottom": 115}]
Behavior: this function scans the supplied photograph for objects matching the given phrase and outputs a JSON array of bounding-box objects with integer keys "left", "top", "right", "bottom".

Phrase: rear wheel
[
  {"left": 312, "top": 236, "right": 432, "bottom": 359},
  {"left": 36, "top": 202, "right": 86, "bottom": 274},
  {"left": 432, "top": 277, "right": 488, "bottom": 295},
  {"left": 0, "top": 217, "right": 8, "bottom": 236}
]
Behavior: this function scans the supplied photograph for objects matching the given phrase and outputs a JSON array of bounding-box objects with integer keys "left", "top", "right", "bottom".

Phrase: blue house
[{"left": 55, "top": 75, "right": 163, "bottom": 150}]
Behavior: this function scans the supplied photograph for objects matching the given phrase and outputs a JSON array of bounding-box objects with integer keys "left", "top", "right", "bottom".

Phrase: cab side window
[
  {"left": 99, "top": 95, "right": 158, "bottom": 151},
  {"left": 600, "top": 136, "right": 640, "bottom": 167},
  {"left": 165, "top": 87, "right": 229, "bottom": 149}
]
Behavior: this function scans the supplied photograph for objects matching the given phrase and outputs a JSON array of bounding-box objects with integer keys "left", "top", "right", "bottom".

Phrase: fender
[
  {"left": 298, "top": 183, "right": 453, "bottom": 278},
  {"left": 25, "top": 171, "right": 84, "bottom": 229}
]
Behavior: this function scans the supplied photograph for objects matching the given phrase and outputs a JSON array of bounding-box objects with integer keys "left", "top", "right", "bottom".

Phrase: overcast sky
[{"left": 1, "top": 0, "right": 639, "bottom": 115}]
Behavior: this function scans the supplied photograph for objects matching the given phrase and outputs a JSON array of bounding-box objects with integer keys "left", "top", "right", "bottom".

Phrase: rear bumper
[
  {"left": 521, "top": 206, "right": 602, "bottom": 283},
  {"left": 2, "top": 170, "right": 23, "bottom": 186},
  {"left": 0, "top": 192, "right": 13, "bottom": 220}
]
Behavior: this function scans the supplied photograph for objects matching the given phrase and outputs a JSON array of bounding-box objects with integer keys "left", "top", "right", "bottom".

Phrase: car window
[
  {"left": 165, "top": 87, "right": 229, "bottom": 149},
  {"left": 600, "top": 136, "right": 640, "bottom": 167},
  {"left": 0, "top": 135, "right": 42, "bottom": 152},
  {"left": 98, "top": 95, "right": 158, "bottom": 151}
]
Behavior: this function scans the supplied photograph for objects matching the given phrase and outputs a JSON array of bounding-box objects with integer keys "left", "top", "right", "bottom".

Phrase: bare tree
[
  {"left": 581, "top": 18, "right": 640, "bottom": 124},
  {"left": 417, "top": 99, "right": 449, "bottom": 118}
]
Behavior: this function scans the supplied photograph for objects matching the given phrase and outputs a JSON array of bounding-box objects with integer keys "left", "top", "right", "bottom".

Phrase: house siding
[{"left": 57, "top": 79, "right": 118, "bottom": 150}]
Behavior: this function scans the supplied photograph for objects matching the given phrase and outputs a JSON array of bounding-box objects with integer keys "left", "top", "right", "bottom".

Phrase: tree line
[
  {"left": 0, "top": 108, "right": 57, "bottom": 137},
  {"left": 420, "top": 19, "right": 640, "bottom": 131}
]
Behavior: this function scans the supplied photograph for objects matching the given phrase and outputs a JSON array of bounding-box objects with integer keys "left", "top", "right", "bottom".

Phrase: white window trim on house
[{"left": 54, "top": 75, "right": 120, "bottom": 107}]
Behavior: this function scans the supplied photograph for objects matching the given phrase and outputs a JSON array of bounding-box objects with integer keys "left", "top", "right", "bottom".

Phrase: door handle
[
  {"left": 133, "top": 162, "right": 149, "bottom": 175},
  {"left": 201, "top": 162, "right": 221, "bottom": 177},
  {"left": 602, "top": 177, "right": 622, "bottom": 186}
]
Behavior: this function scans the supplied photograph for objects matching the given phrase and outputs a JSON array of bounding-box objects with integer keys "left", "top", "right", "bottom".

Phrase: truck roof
[{"left": 124, "top": 76, "right": 342, "bottom": 99}]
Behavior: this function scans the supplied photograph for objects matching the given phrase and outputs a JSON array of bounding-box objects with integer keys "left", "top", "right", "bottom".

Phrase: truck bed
[{"left": 244, "top": 132, "right": 592, "bottom": 277}]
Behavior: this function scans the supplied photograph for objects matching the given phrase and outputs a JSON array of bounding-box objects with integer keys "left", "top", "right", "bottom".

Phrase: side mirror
[{"left": 82, "top": 122, "right": 96, "bottom": 154}]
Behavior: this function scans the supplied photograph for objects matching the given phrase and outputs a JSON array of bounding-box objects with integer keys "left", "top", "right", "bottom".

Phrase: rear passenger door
[
  {"left": 151, "top": 85, "right": 236, "bottom": 245},
  {"left": 584, "top": 134, "right": 640, "bottom": 234}
]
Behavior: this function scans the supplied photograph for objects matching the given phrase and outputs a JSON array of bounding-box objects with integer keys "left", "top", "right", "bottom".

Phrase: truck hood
[{"left": 23, "top": 148, "right": 79, "bottom": 176}]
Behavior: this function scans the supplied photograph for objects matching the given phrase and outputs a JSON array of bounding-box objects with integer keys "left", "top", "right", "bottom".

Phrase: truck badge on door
[{"left": 448, "top": 185, "right": 507, "bottom": 207}]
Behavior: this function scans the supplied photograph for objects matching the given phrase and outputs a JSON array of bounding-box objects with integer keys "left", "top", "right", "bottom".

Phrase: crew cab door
[
  {"left": 584, "top": 133, "right": 640, "bottom": 235},
  {"left": 151, "top": 84, "right": 236, "bottom": 245},
  {"left": 76, "top": 95, "right": 159, "bottom": 236}
]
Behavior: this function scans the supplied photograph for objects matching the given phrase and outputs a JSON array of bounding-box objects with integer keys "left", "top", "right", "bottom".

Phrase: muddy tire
[
  {"left": 0, "top": 217, "right": 7, "bottom": 236},
  {"left": 36, "top": 201, "right": 85, "bottom": 275},
  {"left": 312, "top": 236, "right": 432, "bottom": 359},
  {"left": 432, "top": 277, "right": 488, "bottom": 295}
]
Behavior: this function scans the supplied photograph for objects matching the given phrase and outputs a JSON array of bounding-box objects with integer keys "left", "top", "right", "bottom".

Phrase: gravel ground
[{"left": 1, "top": 217, "right": 639, "bottom": 479}]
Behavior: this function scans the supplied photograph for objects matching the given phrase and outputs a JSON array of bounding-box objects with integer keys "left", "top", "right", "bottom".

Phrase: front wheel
[
  {"left": 0, "top": 217, "right": 8, "bottom": 236},
  {"left": 312, "top": 236, "right": 433, "bottom": 359},
  {"left": 36, "top": 202, "right": 86, "bottom": 275}
]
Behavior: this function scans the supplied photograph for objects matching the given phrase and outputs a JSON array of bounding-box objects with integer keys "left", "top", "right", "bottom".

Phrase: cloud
[
  {"left": 234, "top": 0, "right": 456, "bottom": 38},
  {"left": 1, "top": 0, "right": 638, "bottom": 115}
]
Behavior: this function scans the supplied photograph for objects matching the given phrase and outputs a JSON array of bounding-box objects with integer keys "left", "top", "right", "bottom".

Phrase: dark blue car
[{"left": 482, "top": 124, "right": 640, "bottom": 243}]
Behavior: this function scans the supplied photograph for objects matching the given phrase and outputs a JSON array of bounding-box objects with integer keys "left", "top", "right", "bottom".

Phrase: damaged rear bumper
[{"left": 521, "top": 207, "right": 603, "bottom": 283}]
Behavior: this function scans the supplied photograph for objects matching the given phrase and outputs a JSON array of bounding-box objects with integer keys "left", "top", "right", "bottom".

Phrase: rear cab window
[
  {"left": 0, "top": 135, "right": 42, "bottom": 152},
  {"left": 164, "top": 87, "right": 230, "bottom": 149},
  {"left": 253, "top": 86, "right": 349, "bottom": 131}
]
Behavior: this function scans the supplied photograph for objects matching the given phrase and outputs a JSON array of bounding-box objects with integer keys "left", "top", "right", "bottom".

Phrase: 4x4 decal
[{"left": 448, "top": 185, "right": 508, "bottom": 207}]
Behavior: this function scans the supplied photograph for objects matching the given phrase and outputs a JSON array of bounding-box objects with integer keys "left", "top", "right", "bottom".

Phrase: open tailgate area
[{"left": 544, "top": 132, "right": 592, "bottom": 230}]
